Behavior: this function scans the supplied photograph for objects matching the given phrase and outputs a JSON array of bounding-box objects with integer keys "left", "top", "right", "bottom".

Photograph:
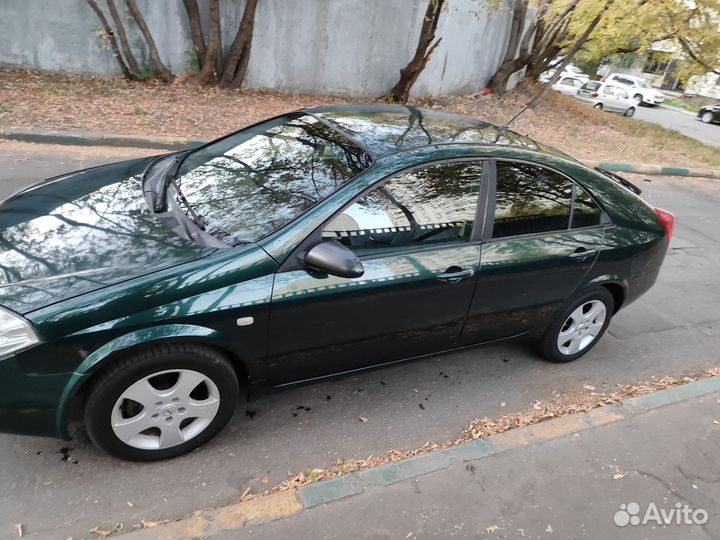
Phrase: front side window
[
  {"left": 173, "top": 114, "right": 371, "bottom": 244},
  {"left": 323, "top": 162, "right": 482, "bottom": 255},
  {"left": 492, "top": 162, "right": 572, "bottom": 238}
]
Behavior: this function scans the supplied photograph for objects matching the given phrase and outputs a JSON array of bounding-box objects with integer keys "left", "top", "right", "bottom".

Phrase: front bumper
[{"left": 0, "top": 354, "right": 73, "bottom": 438}]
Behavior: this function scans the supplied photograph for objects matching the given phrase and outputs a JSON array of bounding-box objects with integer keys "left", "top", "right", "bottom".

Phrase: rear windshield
[
  {"left": 174, "top": 114, "right": 372, "bottom": 244},
  {"left": 582, "top": 81, "right": 601, "bottom": 91}
]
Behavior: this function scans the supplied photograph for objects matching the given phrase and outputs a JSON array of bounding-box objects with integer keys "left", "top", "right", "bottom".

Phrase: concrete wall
[{"left": 0, "top": 0, "right": 517, "bottom": 98}]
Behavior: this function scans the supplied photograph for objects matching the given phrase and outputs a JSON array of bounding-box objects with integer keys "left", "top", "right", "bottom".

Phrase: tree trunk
[
  {"left": 198, "top": 0, "right": 221, "bottom": 84},
  {"left": 125, "top": 0, "right": 174, "bottom": 83},
  {"left": 182, "top": 0, "right": 207, "bottom": 69},
  {"left": 220, "top": 0, "right": 260, "bottom": 88},
  {"left": 487, "top": 0, "right": 534, "bottom": 93},
  {"left": 389, "top": 0, "right": 446, "bottom": 103},
  {"left": 105, "top": 0, "right": 140, "bottom": 76},
  {"left": 85, "top": 0, "right": 135, "bottom": 80},
  {"left": 526, "top": 0, "right": 615, "bottom": 110}
]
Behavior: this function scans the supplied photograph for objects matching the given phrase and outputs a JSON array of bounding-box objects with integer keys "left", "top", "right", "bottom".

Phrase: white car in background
[
  {"left": 539, "top": 64, "right": 590, "bottom": 84},
  {"left": 551, "top": 76, "right": 586, "bottom": 96},
  {"left": 603, "top": 73, "right": 665, "bottom": 106},
  {"left": 575, "top": 81, "right": 636, "bottom": 117}
]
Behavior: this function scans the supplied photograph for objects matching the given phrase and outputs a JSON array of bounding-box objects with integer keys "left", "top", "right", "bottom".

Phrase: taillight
[
  {"left": 591, "top": 92, "right": 599, "bottom": 97},
  {"left": 655, "top": 207, "right": 675, "bottom": 243}
]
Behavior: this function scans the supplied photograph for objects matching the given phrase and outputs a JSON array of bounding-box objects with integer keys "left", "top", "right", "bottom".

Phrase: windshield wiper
[
  {"left": 154, "top": 151, "right": 189, "bottom": 212},
  {"left": 155, "top": 151, "right": 208, "bottom": 231}
]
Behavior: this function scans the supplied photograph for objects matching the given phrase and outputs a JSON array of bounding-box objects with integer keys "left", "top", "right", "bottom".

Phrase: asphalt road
[
  {"left": 0, "top": 142, "right": 719, "bottom": 540},
  {"left": 634, "top": 105, "right": 719, "bottom": 149}
]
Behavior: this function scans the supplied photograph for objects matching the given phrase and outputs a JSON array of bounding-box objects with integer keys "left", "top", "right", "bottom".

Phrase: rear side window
[
  {"left": 492, "top": 162, "right": 572, "bottom": 238},
  {"left": 323, "top": 162, "right": 482, "bottom": 255},
  {"left": 572, "top": 184, "right": 602, "bottom": 228}
]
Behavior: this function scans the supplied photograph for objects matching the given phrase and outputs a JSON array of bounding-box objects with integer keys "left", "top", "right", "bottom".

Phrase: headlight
[{"left": 0, "top": 306, "right": 40, "bottom": 357}]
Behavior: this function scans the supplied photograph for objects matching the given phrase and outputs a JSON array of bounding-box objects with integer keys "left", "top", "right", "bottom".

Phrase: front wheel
[
  {"left": 593, "top": 103, "right": 603, "bottom": 110},
  {"left": 701, "top": 111, "right": 714, "bottom": 123},
  {"left": 84, "top": 344, "right": 240, "bottom": 461},
  {"left": 634, "top": 94, "right": 644, "bottom": 105},
  {"left": 537, "top": 287, "right": 614, "bottom": 363}
]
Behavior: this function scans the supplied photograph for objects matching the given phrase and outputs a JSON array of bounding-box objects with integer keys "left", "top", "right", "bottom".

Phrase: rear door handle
[
  {"left": 436, "top": 268, "right": 474, "bottom": 283},
  {"left": 568, "top": 248, "right": 597, "bottom": 260}
]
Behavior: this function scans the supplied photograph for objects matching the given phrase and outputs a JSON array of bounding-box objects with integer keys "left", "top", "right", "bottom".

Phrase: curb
[
  {"left": 587, "top": 160, "right": 720, "bottom": 179},
  {"left": 115, "top": 375, "right": 720, "bottom": 539},
  {"left": 0, "top": 128, "right": 208, "bottom": 151},
  {"left": 1, "top": 127, "right": 718, "bottom": 179}
]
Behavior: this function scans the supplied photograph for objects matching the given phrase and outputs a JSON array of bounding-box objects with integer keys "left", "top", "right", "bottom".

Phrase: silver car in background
[{"left": 575, "top": 81, "right": 636, "bottom": 117}]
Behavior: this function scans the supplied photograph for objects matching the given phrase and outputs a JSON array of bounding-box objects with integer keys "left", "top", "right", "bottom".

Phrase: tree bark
[
  {"left": 389, "top": 0, "right": 445, "bottom": 103},
  {"left": 85, "top": 0, "right": 135, "bottom": 80},
  {"left": 198, "top": 0, "right": 221, "bottom": 84},
  {"left": 105, "top": 0, "right": 140, "bottom": 75},
  {"left": 526, "top": 0, "right": 615, "bottom": 110},
  {"left": 125, "top": 0, "right": 174, "bottom": 82},
  {"left": 220, "top": 0, "right": 260, "bottom": 88},
  {"left": 182, "top": 0, "right": 207, "bottom": 68}
]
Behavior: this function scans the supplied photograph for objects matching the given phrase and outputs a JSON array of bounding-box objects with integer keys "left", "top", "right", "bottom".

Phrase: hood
[{"left": 0, "top": 157, "right": 215, "bottom": 314}]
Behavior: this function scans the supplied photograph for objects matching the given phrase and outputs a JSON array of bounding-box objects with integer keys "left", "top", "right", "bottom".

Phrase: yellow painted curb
[
  {"left": 118, "top": 490, "right": 302, "bottom": 539},
  {"left": 489, "top": 413, "right": 589, "bottom": 450}
]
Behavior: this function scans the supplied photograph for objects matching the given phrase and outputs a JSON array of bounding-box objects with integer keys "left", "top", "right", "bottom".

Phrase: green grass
[{"left": 663, "top": 95, "right": 716, "bottom": 113}]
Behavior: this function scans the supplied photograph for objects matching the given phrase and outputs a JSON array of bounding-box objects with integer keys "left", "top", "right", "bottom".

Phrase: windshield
[{"left": 173, "top": 114, "right": 372, "bottom": 244}]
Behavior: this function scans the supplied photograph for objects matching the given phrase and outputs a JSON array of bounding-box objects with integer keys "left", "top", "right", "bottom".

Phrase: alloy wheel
[
  {"left": 111, "top": 369, "right": 220, "bottom": 450},
  {"left": 556, "top": 300, "right": 607, "bottom": 356},
  {"left": 702, "top": 112, "right": 714, "bottom": 123}
]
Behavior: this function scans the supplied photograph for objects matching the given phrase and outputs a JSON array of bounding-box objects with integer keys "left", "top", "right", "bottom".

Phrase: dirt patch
[{"left": 1, "top": 68, "right": 718, "bottom": 168}]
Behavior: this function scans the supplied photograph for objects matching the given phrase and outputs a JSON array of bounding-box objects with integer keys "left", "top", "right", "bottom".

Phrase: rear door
[
  {"left": 459, "top": 160, "right": 606, "bottom": 345},
  {"left": 266, "top": 160, "right": 487, "bottom": 384}
]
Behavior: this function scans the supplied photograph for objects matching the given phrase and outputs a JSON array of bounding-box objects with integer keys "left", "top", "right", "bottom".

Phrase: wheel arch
[
  {"left": 585, "top": 276, "right": 627, "bottom": 314},
  {"left": 56, "top": 324, "right": 251, "bottom": 438}
]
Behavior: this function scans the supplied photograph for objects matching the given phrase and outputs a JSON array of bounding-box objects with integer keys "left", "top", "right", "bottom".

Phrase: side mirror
[{"left": 304, "top": 240, "right": 364, "bottom": 278}]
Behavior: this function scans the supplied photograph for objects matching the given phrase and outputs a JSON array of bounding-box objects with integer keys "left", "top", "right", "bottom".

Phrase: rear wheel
[
  {"left": 537, "top": 287, "right": 614, "bottom": 363},
  {"left": 624, "top": 107, "right": 636, "bottom": 117},
  {"left": 701, "top": 111, "right": 714, "bottom": 123},
  {"left": 85, "top": 343, "right": 239, "bottom": 461},
  {"left": 593, "top": 103, "right": 603, "bottom": 110}
]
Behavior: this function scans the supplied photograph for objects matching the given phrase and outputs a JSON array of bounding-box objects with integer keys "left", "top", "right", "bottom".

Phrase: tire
[
  {"left": 624, "top": 107, "right": 635, "bottom": 117},
  {"left": 593, "top": 103, "right": 603, "bottom": 110},
  {"left": 701, "top": 111, "right": 714, "bottom": 124},
  {"left": 634, "top": 94, "right": 644, "bottom": 105},
  {"left": 537, "top": 287, "right": 614, "bottom": 363},
  {"left": 84, "top": 343, "right": 240, "bottom": 461}
]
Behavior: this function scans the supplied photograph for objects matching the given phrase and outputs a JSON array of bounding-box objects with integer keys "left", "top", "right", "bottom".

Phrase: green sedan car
[{"left": 0, "top": 105, "right": 674, "bottom": 460}]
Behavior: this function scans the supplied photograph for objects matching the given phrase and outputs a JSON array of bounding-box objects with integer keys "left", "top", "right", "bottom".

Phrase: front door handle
[
  {"left": 568, "top": 248, "right": 597, "bottom": 260},
  {"left": 436, "top": 267, "right": 475, "bottom": 284}
]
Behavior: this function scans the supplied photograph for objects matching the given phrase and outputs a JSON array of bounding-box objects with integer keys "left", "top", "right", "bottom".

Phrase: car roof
[{"left": 304, "top": 104, "right": 575, "bottom": 162}]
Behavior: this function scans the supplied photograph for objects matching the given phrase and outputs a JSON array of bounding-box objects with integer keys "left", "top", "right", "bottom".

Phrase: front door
[
  {"left": 266, "top": 161, "right": 486, "bottom": 385},
  {"left": 460, "top": 160, "right": 605, "bottom": 345}
]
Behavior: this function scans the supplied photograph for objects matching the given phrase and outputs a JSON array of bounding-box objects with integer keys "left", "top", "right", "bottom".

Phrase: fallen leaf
[
  {"left": 546, "top": 525, "right": 553, "bottom": 533},
  {"left": 261, "top": 476, "right": 269, "bottom": 485},
  {"left": 240, "top": 486, "right": 252, "bottom": 500},
  {"left": 359, "top": 416, "right": 369, "bottom": 423},
  {"left": 500, "top": 402, "right": 506, "bottom": 407},
  {"left": 126, "top": 501, "right": 134, "bottom": 508},
  {"left": 612, "top": 473, "right": 626, "bottom": 480},
  {"left": 14, "top": 524, "right": 22, "bottom": 538},
  {"left": 139, "top": 519, "right": 166, "bottom": 529},
  {"left": 713, "top": 420, "right": 719, "bottom": 425},
  {"left": 90, "top": 523, "right": 123, "bottom": 537},
  {"left": 486, "top": 525, "right": 500, "bottom": 533}
]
